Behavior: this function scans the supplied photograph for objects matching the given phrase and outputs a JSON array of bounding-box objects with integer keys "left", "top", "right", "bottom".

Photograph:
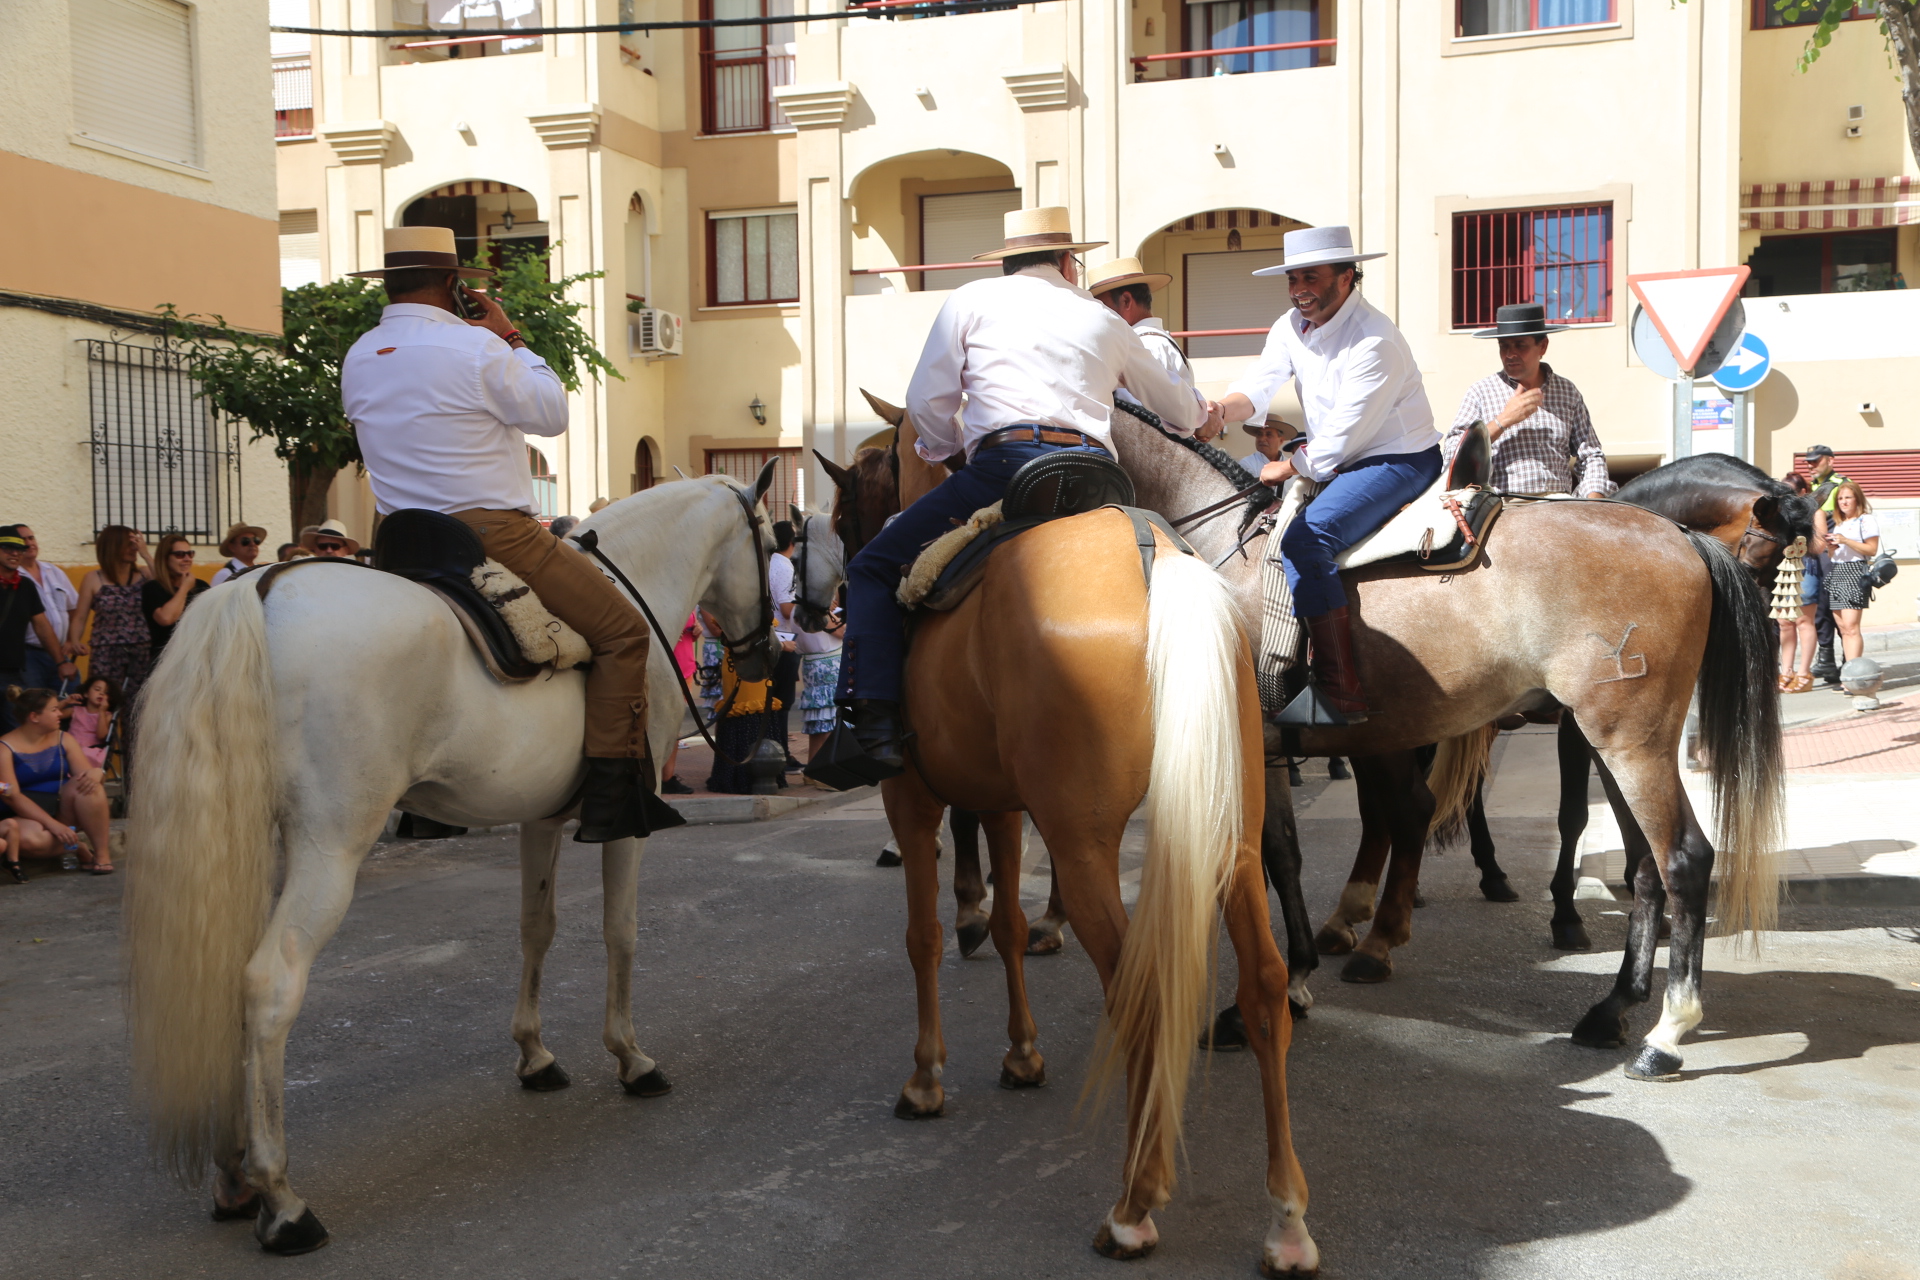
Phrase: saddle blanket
[
  {"left": 470, "top": 559, "right": 594, "bottom": 671},
  {"left": 897, "top": 502, "right": 1005, "bottom": 609}
]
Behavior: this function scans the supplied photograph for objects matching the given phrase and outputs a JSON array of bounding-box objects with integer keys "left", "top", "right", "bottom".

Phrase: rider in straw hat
[
  {"left": 1087, "top": 256, "right": 1224, "bottom": 440},
  {"left": 341, "top": 226, "right": 679, "bottom": 842},
  {"left": 1217, "top": 225, "right": 1442, "bottom": 724},
  {"left": 832, "top": 208, "right": 1205, "bottom": 778}
]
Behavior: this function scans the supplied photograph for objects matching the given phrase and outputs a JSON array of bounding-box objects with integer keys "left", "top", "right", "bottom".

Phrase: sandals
[
  {"left": 88, "top": 862, "right": 116, "bottom": 875},
  {"left": 1785, "top": 673, "right": 1815, "bottom": 694}
]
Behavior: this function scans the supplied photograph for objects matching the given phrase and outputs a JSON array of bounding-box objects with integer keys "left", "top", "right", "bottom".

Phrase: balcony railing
[
  {"left": 702, "top": 49, "right": 795, "bottom": 134},
  {"left": 1132, "top": 36, "right": 1337, "bottom": 81}
]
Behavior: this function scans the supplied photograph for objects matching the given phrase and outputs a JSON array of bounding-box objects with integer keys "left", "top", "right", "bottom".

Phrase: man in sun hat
[
  {"left": 341, "top": 226, "right": 678, "bottom": 842},
  {"left": 1088, "top": 256, "right": 1224, "bottom": 440},
  {"left": 210, "top": 521, "right": 270, "bottom": 585},
  {"left": 299, "top": 518, "right": 360, "bottom": 559},
  {"left": 1217, "top": 224, "right": 1442, "bottom": 724},
  {"left": 1238, "top": 413, "right": 1299, "bottom": 480},
  {"left": 1445, "top": 302, "right": 1613, "bottom": 498},
  {"left": 826, "top": 207, "right": 1204, "bottom": 781}
]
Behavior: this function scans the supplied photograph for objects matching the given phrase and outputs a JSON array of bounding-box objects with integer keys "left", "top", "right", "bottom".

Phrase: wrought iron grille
[
  {"left": 86, "top": 339, "right": 242, "bottom": 541},
  {"left": 1452, "top": 204, "right": 1613, "bottom": 330}
]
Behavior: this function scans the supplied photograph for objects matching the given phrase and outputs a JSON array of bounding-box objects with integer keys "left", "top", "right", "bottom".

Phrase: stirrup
[{"left": 1271, "top": 681, "right": 1366, "bottom": 728}]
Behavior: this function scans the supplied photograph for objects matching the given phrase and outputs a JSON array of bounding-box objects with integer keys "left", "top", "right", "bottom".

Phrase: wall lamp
[{"left": 749, "top": 396, "right": 767, "bottom": 425}]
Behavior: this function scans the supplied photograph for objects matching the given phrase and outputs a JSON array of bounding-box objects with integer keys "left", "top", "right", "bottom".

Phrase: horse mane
[
  {"left": 1110, "top": 398, "right": 1267, "bottom": 533},
  {"left": 1616, "top": 454, "right": 1814, "bottom": 539}
]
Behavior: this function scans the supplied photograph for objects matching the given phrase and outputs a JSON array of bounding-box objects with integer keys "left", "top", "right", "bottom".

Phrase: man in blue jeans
[
  {"left": 1217, "top": 225, "right": 1443, "bottom": 724},
  {"left": 835, "top": 207, "right": 1203, "bottom": 778}
]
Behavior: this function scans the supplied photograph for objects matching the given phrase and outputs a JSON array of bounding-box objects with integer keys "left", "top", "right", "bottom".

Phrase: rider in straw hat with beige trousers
[{"left": 340, "top": 226, "right": 680, "bottom": 843}]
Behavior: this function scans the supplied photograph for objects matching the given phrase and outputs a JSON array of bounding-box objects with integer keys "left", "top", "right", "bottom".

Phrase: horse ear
[
  {"left": 752, "top": 456, "right": 780, "bottom": 505},
  {"left": 671, "top": 465, "right": 690, "bottom": 480},
  {"left": 789, "top": 502, "right": 806, "bottom": 527},
  {"left": 860, "top": 388, "right": 906, "bottom": 426},
  {"left": 813, "top": 449, "right": 852, "bottom": 490},
  {"left": 1752, "top": 493, "right": 1780, "bottom": 527}
]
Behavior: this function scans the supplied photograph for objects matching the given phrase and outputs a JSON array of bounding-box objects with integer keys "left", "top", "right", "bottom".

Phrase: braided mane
[{"left": 1111, "top": 397, "right": 1268, "bottom": 532}]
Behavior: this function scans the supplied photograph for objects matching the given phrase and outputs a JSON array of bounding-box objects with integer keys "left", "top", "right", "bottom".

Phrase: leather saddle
[
  {"left": 373, "top": 509, "right": 540, "bottom": 680},
  {"left": 1332, "top": 422, "right": 1503, "bottom": 573}
]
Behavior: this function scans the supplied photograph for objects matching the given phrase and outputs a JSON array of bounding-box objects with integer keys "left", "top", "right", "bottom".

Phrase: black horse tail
[{"left": 1685, "top": 531, "right": 1785, "bottom": 945}]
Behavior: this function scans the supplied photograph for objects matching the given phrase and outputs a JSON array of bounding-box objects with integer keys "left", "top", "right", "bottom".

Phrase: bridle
[
  {"left": 790, "top": 510, "right": 840, "bottom": 627},
  {"left": 1737, "top": 519, "right": 1791, "bottom": 559}
]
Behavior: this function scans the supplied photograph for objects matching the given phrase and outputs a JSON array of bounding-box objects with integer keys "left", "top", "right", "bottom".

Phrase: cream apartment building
[
  {"left": 1, "top": 0, "right": 289, "bottom": 564},
  {"left": 274, "top": 0, "right": 807, "bottom": 537},
  {"left": 782, "top": 0, "right": 1919, "bottom": 626}
]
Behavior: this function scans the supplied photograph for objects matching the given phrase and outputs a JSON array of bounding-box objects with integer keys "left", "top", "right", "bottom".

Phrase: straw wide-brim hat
[
  {"left": 972, "top": 206, "right": 1108, "bottom": 261},
  {"left": 347, "top": 226, "right": 494, "bottom": 280},
  {"left": 1251, "top": 224, "right": 1388, "bottom": 277},
  {"left": 217, "top": 522, "right": 269, "bottom": 556},
  {"left": 1086, "top": 256, "right": 1172, "bottom": 295},
  {"left": 300, "top": 518, "right": 361, "bottom": 555},
  {"left": 1242, "top": 414, "right": 1299, "bottom": 438}
]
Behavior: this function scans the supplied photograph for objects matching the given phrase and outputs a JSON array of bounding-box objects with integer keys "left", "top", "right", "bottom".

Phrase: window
[
  {"left": 1457, "top": 0, "right": 1614, "bottom": 37},
  {"left": 70, "top": 0, "right": 199, "bottom": 166},
  {"left": 706, "top": 448, "right": 801, "bottom": 512},
  {"left": 1183, "top": 248, "right": 1288, "bottom": 357},
  {"left": 708, "top": 209, "right": 799, "bottom": 306},
  {"left": 700, "top": 0, "right": 795, "bottom": 134},
  {"left": 919, "top": 190, "right": 1023, "bottom": 290},
  {"left": 1746, "top": 230, "right": 1900, "bottom": 295},
  {"left": 527, "top": 447, "right": 558, "bottom": 519},
  {"left": 1753, "top": 0, "right": 1876, "bottom": 29},
  {"left": 87, "top": 340, "right": 242, "bottom": 540},
  {"left": 279, "top": 211, "right": 322, "bottom": 289},
  {"left": 1183, "top": 0, "right": 1325, "bottom": 77},
  {"left": 1452, "top": 204, "right": 1613, "bottom": 329},
  {"left": 270, "top": 0, "right": 312, "bottom": 137},
  {"left": 632, "top": 439, "right": 658, "bottom": 495},
  {"left": 390, "top": 0, "right": 542, "bottom": 58}
]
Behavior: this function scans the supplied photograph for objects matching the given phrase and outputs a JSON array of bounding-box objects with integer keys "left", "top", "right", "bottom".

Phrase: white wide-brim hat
[
  {"left": 972, "top": 206, "right": 1108, "bottom": 261},
  {"left": 348, "top": 226, "right": 494, "bottom": 280},
  {"left": 1251, "top": 224, "right": 1387, "bottom": 277}
]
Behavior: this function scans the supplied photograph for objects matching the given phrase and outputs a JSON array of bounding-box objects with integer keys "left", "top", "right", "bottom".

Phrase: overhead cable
[{"left": 272, "top": 3, "right": 1026, "bottom": 38}]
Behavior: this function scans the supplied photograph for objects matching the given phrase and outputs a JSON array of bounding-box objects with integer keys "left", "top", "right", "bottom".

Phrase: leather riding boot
[
  {"left": 850, "top": 698, "right": 907, "bottom": 776},
  {"left": 575, "top": 756, "right": 686, "bottom": 845},
  {"left": 1305, "top": 607, "right": 1369, "bottom": 723}
]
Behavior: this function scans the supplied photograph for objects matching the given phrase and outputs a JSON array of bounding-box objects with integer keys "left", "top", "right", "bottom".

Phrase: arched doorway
[
  {"left": 632, "top": 437, "right": 658, "bottom": 494},
  {"left": 847, "top": 150, "right": 1021, "bottom": 294},
  {"left": 1135, "top": 208, "right": 1305, "bottom": 357},
  {"left": 401, "top": 180, "right": 546, "bottom": 272},
  {"left": 527, "top": 445, "right": 559, "bottom": 518}
]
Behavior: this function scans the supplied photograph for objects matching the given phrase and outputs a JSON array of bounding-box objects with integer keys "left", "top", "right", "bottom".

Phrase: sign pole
[
  {"left": 1732, "top": 389, "right": 1749, "bottom": 463},
  {"left": 1672, "top": 377, "right": 1693, "bottom": 459}
]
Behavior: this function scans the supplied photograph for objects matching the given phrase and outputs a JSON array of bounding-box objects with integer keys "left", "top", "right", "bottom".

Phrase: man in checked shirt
[{"left": 1443, "top": 303, "right": 1615, "bottom": 498}]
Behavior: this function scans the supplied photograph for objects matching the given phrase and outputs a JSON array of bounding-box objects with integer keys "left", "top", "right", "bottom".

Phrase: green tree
[
  {"left": 162, "top": 247, "right": 619, "bottom": 531},
  {"left": 1750, "top": 1, "right": 1920, "bottom": 170}
]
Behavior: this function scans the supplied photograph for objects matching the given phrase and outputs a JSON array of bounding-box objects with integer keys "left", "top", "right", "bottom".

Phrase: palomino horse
[
  {"left": 124, "top": 472, "right": 776, "bottom": 1254},
  {"left": 883, "top": 505, "right": 1316, "bottom": 1273}
]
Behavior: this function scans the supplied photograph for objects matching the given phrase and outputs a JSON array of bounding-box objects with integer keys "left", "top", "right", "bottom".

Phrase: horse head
[{"left": 788, "top": 506, "right": 846, "bottom": 634}]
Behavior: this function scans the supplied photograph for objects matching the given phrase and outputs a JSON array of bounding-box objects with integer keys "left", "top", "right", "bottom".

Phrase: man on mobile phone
[{"left": 341, "top": 227, "right": 679, "bottom": 842}]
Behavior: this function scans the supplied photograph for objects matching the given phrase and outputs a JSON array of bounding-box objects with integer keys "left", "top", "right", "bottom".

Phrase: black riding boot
[
  {"left": 575, "top": 756, "right": 687, "bottom": 844},
  {"left": 1810, "top": 641, "right": 1839, "bottom": 682},
  {"left": 849, "top": 699, "right": 907, "bottom": 775}
]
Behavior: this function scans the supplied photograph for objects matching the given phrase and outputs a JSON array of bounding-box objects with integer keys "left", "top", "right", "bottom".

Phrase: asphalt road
[{"left": 3, "top": 770, "right": 1917, "bottom": 1280}]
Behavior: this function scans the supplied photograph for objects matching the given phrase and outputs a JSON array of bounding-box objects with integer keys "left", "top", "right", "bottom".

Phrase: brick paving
[{"left": 1780, "top": 691, "right": 1920, "bottom": 774}]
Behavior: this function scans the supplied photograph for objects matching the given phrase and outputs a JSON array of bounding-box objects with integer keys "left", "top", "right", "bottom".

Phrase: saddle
[{"left": 1332, "top": 424, "right": 1502, "bottom": 573}]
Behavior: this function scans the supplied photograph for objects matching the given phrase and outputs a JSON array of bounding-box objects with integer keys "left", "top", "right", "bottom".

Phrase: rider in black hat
[{"left": 1444, "top": 303, "right": 1614, "bottom": 498}]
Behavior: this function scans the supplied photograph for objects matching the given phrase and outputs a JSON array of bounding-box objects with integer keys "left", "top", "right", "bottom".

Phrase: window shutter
[
  {"left": 71, "top": 0, "right": 199, "bottom": 167},
  {"left": 1183, "top": 248, "right": 1287, "bottom": 357},
  {"left": 279, "top": 211, "right": 322, "bottom": 289},
  {"left": 920, "top": 190, "right": 1022, "bottom": 290}
]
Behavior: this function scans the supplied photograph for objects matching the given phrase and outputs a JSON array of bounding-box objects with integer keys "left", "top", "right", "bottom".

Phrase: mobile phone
[{"left": 451, "top": 279, "right": 486, "bottom": 320}]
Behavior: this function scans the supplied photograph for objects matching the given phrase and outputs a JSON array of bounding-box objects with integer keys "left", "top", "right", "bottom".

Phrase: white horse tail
[
  {"left": 1099, "top": 549, "right": 1246, "bottom": 1193},
  {"left": 125, "top": 580, "right": 279, "bottom": 1183},
  {"left": 1426, "top": 723, "right": 1497, "bottom": 845}
]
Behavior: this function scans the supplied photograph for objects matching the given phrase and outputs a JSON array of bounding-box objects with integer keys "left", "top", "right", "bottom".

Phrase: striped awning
[
  {"left": 421, "top": 180, "right": 529, "bottom": 199},
  {"left": 1741, "top": 177, "right": 1919, "bottom": 230}
]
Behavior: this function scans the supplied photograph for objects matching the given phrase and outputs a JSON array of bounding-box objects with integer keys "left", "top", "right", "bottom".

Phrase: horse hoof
[
  {"left": 1624, "top": 1045, "right": 1684, "bottom": 1082},
  {"left": 1202, "top": 1004, "right": 1249, "bottom": 1052},
  {"left": 1092, "top": 1219, "right": 1158, "bottom": 1260},
  {"left": 257, "top": 1208, "right": 329, "bottom": 1256},
  {"left": 894, "top": 1091, "right": 944, "bottom": 1120},
  {"left": 1261, "top": 1262, "right": 1320, "bottom": 1278},
  {"left": 1571, "top": 1006, "right": 1628, "bottom": 1050},
  {"left": 1412, "top": 891, "right": 1427, "bottom": 909},
  {"left": 1287, "top": 766, "right": 1303, "bottom": 788},
  {"left": 621, "top": 1067, "right": 672, "bottom": 1098},
  {"left": 518, "top": 1060, "right": 571, "bottom": 1091},
  {"left": 957, "top": 919, "right": 991, "bottom": 959},
  {"left": 999, "top": 1065, "right": 1047, "bottom": 1090},
  {"left": 1312, "top": 927, "right": 1354, "bottom": 956},
  {"left": 1339, "top": 952, "right": 1392, "bottom": 984},
  {"left": 1479, "top": 875, "right": 1520, "bottom": 903},
  {"left": 875, "top": 848, "right": 902, "bottom": 868},
  {"left": 1288, "top": 998, "right": 1310, "bottom": 1022},
  {"left": 1025, "top": 928, "right": 1063, "bottom": 957},
  {"left": 1551, "top": 920, "right": 1593, "bottom": 951},
  {"left": 210, "top": 1194, "right": 261, "bottom": 1222},
  {"left": 1326, "top": 758, "right": 1351, "bottom": 781}
]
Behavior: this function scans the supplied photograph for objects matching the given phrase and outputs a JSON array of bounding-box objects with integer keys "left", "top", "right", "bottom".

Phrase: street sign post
[
  {"left": 1710, "top": 331, "right": 1771, "bottom": 393},
  {"left": 1628, "top": 266, "right": 1755, "bottom": 463}
]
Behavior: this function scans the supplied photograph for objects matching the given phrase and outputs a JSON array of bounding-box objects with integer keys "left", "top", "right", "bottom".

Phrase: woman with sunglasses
[
  {"left": 140, "top": 533, "right": 210, "bottom": 662},
  {"left": 210, "top": 522, "right": 269, "bottom": 586}
]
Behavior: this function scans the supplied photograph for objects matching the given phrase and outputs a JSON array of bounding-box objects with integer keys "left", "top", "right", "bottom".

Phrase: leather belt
[{"left": 973, "top": 425, "right": 1108, "bottom": 456}]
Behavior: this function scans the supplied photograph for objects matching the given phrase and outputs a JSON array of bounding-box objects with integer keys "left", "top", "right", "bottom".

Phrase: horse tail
[
  {"left": 1098, "top": 548, "right": 1246, "bottom": 1192},
  {"left": 124, "top": 581, "right": 279, "bottom": 1184},
  {"left": 1426, "top": 723, "right": 1497, "bottom": 845},
  {"left": 1685, "top": 531, "right": 1785, "bottom": 946}
]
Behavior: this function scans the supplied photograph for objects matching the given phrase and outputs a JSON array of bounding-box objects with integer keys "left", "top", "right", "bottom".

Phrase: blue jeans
[
  {"left": 842, "top": 440, "right": 1092, "bottom": 703},
  {"left": 23, "top": 647, "right": 62, "bottom": 694},
  {"left": 1281, "top": 446, "right": 1444, "bottom": 617}
]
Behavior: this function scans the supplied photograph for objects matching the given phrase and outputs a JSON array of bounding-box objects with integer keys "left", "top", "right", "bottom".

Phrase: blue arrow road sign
[{"left": 1711, "top": 331, "right": 1771, "bottom": 392}]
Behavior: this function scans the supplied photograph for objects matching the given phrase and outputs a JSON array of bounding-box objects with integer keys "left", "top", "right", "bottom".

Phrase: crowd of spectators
[{"left": 1775, "top": 446, "right": 1885, "bottom": 692}]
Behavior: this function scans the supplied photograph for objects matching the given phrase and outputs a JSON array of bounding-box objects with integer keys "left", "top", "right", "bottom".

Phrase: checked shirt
[{"left": 1443, "top": 363, "right": 1615, "bottom": 496}]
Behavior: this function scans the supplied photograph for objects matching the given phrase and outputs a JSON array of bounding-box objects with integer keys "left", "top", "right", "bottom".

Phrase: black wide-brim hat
[{"left": 1473, "top": 302, "right": 1568, "bottom": 339}]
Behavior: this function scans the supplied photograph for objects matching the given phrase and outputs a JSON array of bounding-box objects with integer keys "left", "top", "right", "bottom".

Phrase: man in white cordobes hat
[
  {"left": 831, "top": 208, "right": 1204, "bottom": 779},
  {"left": 1445, "top": 302, "right": 1613, "bottom": 498},
  {"left": 1087, "top": 256, "right": 1224, "bottom": 440},
  {"left": 1217, "top": 225, "right": 1442, "bottom": 724},
  {"left": 340, "top": 226, "right": 678, "bottom": 841}
]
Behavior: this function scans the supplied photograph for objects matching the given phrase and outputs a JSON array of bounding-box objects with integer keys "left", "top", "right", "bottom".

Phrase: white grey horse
[{"left": 123, "top": 471, "right": 777, "bottom": 1254}]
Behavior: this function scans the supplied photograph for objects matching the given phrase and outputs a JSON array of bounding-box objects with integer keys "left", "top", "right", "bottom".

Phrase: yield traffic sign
[
  {"left": 1628, "top": 267, "right": 1751, "bottom": 375},
  {"left": 1710, "top": 331, "right": 1771, "bottom": 393}
]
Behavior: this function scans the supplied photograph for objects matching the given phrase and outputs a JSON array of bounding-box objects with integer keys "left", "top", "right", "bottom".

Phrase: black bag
[{"left": 1867, "top": 550, "right": 1899, "bottom": 589}]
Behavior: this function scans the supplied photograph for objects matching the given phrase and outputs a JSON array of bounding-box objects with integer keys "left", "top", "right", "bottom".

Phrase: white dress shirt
[
  {"left": 342, "top": 303, "right": 568, "bottom": 515},
  {"left": 21, "top": 562, "right": 76, "bottom": 647},
  {"left": 906, "top": 266, "right": 1203, "bottom": 462},
  {"left": 1226, "top": 289, "right": 1438, "bottom": 483},
  {"left": 209, "top": 557, "right": 252, "bottom": 586}
]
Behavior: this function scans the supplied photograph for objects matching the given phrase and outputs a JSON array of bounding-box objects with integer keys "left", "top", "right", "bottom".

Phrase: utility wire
[{"left": 272, "top": 2, "right": 1026, "bottom": 38}]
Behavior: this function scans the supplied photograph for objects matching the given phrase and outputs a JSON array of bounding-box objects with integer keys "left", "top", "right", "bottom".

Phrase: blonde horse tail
[
  {"left": 124, "top": 580, "right": 279, "bottom": 1184},
  {"left": 1099, "top": 549, "right": 1245, "bottom": 1194},
  {"left": 1426, "top": 723, "right": 1497, "bottom": 845}
]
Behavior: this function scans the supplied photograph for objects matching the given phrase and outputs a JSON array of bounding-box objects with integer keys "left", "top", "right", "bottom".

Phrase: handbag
[{"left": 1866, "top": 549, "right": 1899, "bottom": 589}]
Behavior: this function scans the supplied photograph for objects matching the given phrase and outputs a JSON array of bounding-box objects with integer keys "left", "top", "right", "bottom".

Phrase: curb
[{"left": 1576, "top": 863, "right": 1920, "bottom": 907}]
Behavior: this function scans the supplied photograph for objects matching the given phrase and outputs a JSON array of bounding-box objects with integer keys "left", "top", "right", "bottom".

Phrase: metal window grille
[
  {"left": 272, "top": 56, "right": 313, "bottom": 137},
  {"left": 86, "top": 340, "right": 242, "bottom": 540},
  {"left": 706, "top": 448, "right": 800, "bottom": 512},
  {"left": 1452, "top": 204, "right": 1612, "bottom": 329}
]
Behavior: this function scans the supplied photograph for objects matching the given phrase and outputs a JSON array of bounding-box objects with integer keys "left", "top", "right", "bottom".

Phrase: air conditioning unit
[{"left": 630, "top": 308, "right": 683, "bottom": 357}]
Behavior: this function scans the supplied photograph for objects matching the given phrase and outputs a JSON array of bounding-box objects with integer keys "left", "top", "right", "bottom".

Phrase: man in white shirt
[
  {"left": 6, "top": 524, "right": 80, "bottom": 692},
  {"left": 210, "top": 522, "right": 268, "bottom": 585},
  {"left": 1087, "top": 257, "right": 1225, "bottom": 441},
  {"left": 341, "top": 226, "right": 677, "bottom": 842},
  {"left": 1238, "top": 414, "right": 1298, "bottom": 481},
  {"left": 1217, "top": 225, "right": 1443, "bottom": 723},
  {"left": 833, "top": 208, "right": 1202, "bottom": 777}
]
